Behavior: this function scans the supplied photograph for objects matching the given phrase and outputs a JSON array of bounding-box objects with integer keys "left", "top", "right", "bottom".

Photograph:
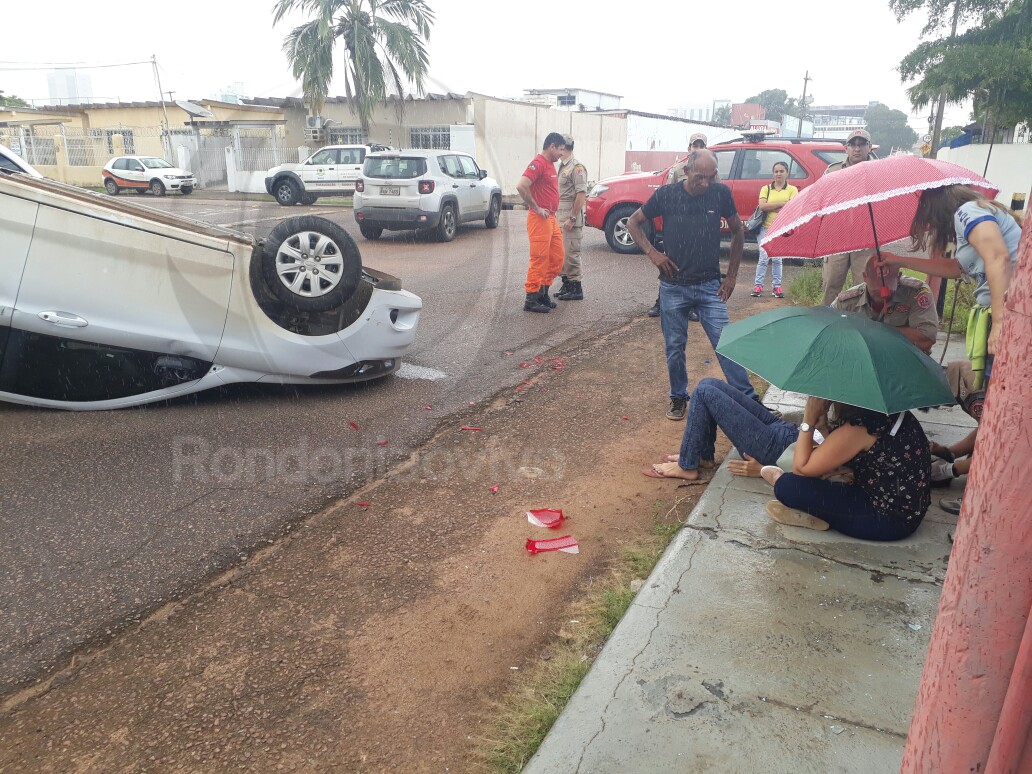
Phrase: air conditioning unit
[{"left": 305, "top": 115, "right": 323, "bottom": 130}]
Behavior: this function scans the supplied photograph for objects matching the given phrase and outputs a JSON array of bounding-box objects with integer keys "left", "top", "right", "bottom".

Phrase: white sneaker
[{"left": 931, "top": 459, "right": 955, "bottom": 482}]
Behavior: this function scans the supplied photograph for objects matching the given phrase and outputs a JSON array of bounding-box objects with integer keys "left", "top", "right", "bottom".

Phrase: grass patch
[
  {"left": 478, "top": 498, "right": 694, "bottom": 772},
  {"left": 787, "top": 266, "right": 825, "bottom": 306}
]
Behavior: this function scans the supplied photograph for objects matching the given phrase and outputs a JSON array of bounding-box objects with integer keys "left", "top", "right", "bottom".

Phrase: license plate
[{"left": 381, "top": 186, "right": 400, "bottom": 196}]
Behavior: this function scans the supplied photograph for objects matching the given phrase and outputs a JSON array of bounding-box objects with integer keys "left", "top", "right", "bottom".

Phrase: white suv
[
  {"left": 353, "top": 150, "right": 502, "bottom": 242},
  {"left": 265, "top": 143, "right": 392, "bottom": 206}
]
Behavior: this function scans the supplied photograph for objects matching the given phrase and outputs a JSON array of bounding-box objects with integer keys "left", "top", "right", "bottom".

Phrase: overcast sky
[{"left": 3, "top": 0, "right": 971, "bottom": 132}]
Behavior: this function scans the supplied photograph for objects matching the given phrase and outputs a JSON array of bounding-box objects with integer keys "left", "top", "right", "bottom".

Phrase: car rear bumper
[{"left": 355, "top": 206, "right": 441, "bottom": 230}]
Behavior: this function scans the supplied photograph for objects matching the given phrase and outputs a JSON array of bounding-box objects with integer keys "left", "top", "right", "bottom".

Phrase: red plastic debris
[
  {"left": 348, "top": 421, "right": 360, "bottom": 431},
  {"left": 356, "top": 502, "right": 370, "bottom": 507},
  {"left": 519, "top": 362, "right": 533, "bottom": 368},
  {"left": 527, "top": 509, "right": 565, "bottom": 529},
  {"left": 423, "top": 405, "right": 433, "bottom": 410},
  {"left": 533, "top": 356, "right": 544, "bottom": 363},
  {"left": 376, "top": 440, "right": 389, "bottom": 446},
  {"left": 550, "top": 363, "right": 565, "bottom": 370},
  {"left": 490, "top": 485, "right": 500, "bottom": 494},
  {"left": 622, "top": 416, "right": 630, "bottom": 421},
  {"left": 525, "top": 535, "right": 579, "bottom": 555},
  {"left": 460, "top": 425, "right": 482, "bottom": 432}
]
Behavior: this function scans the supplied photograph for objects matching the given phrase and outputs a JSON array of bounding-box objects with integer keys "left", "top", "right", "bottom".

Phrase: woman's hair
[
  {"left": 910, "top": 184, "right": 1022, "bottom": 255},
  {"left": 770, "top": 161, "right": 789, "bottom": 190},
  {"left": 829, "top": 401, "right": 882, "bottom": 431}
]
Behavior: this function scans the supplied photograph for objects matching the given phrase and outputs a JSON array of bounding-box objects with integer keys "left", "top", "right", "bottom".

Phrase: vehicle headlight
[
  {"left": 164, "top": 174, "right": 176, "bottom": 179},
  {"left": 589, "top": 184, "right": 608, "bottom": 198}
]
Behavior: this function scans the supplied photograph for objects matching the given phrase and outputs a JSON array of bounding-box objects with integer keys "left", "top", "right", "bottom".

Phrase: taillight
[
  {"left": 418, "top": 180, "right": 435, "bottom": 194},
  {"left": 355, "top": 179, "right": 365, "bottom": 192}
]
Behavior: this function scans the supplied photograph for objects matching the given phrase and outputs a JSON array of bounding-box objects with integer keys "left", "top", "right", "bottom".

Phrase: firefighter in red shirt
[{"left": 516, "top": 132, "right": 566, "bottom": 313}]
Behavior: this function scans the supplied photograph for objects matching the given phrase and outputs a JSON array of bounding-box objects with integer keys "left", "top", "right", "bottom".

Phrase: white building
[
  {"left": 810, "top": 102, "right": 879, "bottom": 139},
  {"left": 46, "top": 70, "right": 93, "bottom": 106},
  {"left": 521, "top": 88, "right": 621, "bottom": 111}
]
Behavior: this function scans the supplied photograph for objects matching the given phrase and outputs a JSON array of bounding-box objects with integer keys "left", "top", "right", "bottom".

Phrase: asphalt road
[{"left": 4, "top": 195, "right": 735, "bottom": 693}]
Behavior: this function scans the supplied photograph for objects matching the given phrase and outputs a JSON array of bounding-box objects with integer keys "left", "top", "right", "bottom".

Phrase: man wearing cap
[
  {"left": 831, "top": 254, "right": 938, "bottom": 353},
  {"left": 649, "top": 133, "right": 709, "bottom": 319},
  {"left": 555, "top": 135, "right": 589, "bottom": 301},
  {"left": 819, "top": 128, "right": 876, "bottom": 306},
  {"left": 516, "top": 132, "right": 566, "bottom": 313}
]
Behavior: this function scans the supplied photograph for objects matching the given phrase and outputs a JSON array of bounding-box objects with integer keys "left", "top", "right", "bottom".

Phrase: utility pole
[
  {"left": 151, "top": 54, "right": 172, "bottom": 159},
  {"left": 929, "top": 0, "right": 962, "bottom": 159},
  {"left": 798, "top": 71, "right": 812, "bottom": 138}
]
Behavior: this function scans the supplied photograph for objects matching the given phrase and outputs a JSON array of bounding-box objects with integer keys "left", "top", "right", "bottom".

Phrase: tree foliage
[
  {"left": 939, "top": 124, "right": 967, "bottom": 144},
  {"left": 899, "top": 0, "right": 1032, "bottom": 128},
  {"left": 889, "top": 0, "right": 1005, "bottom": 36},
  {"left": 0, "top": 92, "right": 30, "bottom": 108},
  {"left": 273, "top": 0, "right": 435, "bottom": 137},
  {"left": 713, "top": 104, "right": 731, "bottom": 124},
  {"left": 864, "top": 103, "right": 920, "bottom": 152},
  {"left": 744, "top": 89, "right": 798, "bottom": 121}
]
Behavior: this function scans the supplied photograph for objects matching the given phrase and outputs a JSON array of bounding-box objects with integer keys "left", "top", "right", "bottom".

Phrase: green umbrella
[{"left": 716, "top": 306, "right": 956, "bottom": 414}]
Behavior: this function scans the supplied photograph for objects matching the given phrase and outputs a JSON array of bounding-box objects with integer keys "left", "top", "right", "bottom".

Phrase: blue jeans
[
  {"left": 774, "top": 474, "right": 919, "bottom": 541},
  {"left": 659, "top": 279, "right": 756, "bottom": 402},
  {"left": 679, "top": 378, "right": 797, "bottom": 469},
  {"left": 753, "top": 226, "right": 782, "bottom": 288}
]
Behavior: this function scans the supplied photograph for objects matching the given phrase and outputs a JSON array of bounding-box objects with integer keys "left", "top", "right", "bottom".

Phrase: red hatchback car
[{"left": 585, "top": 137, "right": 850, "bottom": 253}]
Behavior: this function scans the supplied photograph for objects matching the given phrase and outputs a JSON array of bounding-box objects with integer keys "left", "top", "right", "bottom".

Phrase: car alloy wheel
[
  {"left": 149, "top": 179, "right": 166, "bottom": 196},
  {"left": 605, "top": 204, "right": 649, "bottom": 255},
  {"left": 437, "top": 204, "right": 457, "bottom": 242},
  {"left": 104, "top": 179, "right": 120, "bottom": 196},
  {"left": 486, "top": 196, "right": 501, "bottom": 229},
  {"left": 260, "top": 216, "right": 363, "bottom": 313},
  {"left": 275, "top": 179, "right": 300, "bottom": 206}
]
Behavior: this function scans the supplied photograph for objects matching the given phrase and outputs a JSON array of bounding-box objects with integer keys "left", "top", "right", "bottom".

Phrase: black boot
[
  {"left": 524, "top": 291, "right": 550, "bottom": 313},
  {"left": 647, "top": 297, "right": 661, "bottom": 317},
  {"left": 557, "top": 280, "right": 583, "bottom": 300},
  {"left": 556, "top": 275, "right": 572, "bottom": 297},
  {"left": 539, "top": 284, "right": 557, "bottom": 309}
]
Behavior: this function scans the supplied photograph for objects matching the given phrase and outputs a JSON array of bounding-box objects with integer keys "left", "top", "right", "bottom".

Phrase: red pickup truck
[{"left": 585, "top": 137, "right": 849, "bottom": 253}]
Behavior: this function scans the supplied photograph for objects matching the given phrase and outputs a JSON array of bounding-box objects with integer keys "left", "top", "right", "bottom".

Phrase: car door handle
[
  {"left": 38, "top": 311, "right": 88, "bottom": 328},
  {"left": 469, "top": 183, "right": 477, "bottom": 188},
  {"left": 452, "top": 183, "right": 459, "bottom": 188}
]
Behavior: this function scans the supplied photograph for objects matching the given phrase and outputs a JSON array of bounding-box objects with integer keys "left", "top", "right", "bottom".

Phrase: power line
[{"left": 0, "top": 61, "right": 151, "bottom": 72}]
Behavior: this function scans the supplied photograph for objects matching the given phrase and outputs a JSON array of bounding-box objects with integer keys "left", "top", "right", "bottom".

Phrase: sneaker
[
  {"left": 750, "top": 285, "right": 763, "bottom": 297},
  {"left": 766, "top": 500, "right": 831, "bottom": 531},
  {"left": 647, "top": 298, "right": 661, "bottom": 318},
  {"left": 666, "top": 397, "right": 688, "bottom": 420},
  {"left": 931, "top": 459, "right": 955, "bottom": 488},
  {"left": 940, "top": 496, "right": 963, "bottom": 515},
  {"left": 688, "top": 308, "right": 700, "bottom": 322},
  {"left": 773, "top": 286, "right": 784, "bottom": 298}
]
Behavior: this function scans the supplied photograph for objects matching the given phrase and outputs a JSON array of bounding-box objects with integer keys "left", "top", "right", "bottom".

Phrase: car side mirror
[{"left": 478, "top": 169, "right": 488, "bottom": 179}]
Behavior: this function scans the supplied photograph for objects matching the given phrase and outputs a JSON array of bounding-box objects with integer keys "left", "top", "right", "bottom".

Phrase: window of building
[
  {"left": 328, "top": 127, "right": 364, "bottom": 145},
  {"left": 105, "top": 130, "right": 135, "bottom": 155},
  {"left": 409, "top": 126, "right": 450, "bottom": 150},
  {"left": 557, "top": 94, "right": 576, "bottom": 106}
]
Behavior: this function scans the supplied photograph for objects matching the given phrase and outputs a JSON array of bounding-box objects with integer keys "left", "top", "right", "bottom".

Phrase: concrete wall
[
  {"left": 938, "top": 144, "right": 1032, "bottom": 209},
  {"left": 625, "top": 114, "right": 740, "bottom": 154},
  {"left": 289, "top": 97, "right": 470, "bottom": 147},
  {"left": 471, "top": 94, "right": 627, "bottom": 194}
]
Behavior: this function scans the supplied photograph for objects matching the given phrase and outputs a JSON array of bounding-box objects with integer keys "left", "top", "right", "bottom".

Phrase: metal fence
[{"left": 233, "top": 126, "right": 287, "bottom": 172}]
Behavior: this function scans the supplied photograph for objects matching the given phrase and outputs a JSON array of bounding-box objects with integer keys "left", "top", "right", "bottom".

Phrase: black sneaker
[
  {"left": 940, "top": 496, "right": 962, "bottom": 515},
  {"left": 647, "top": 298, "right": 661, "bottom": 318},
  {"left": 666, "top": 397, "right": 688, "bottom": 420},
  {"left": 688, "top": 308, "right": 700, "bottom": 322}
]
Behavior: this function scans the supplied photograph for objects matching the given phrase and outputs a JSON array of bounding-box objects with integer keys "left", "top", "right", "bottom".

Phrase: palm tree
[{"left": 273, "top": 0, "right": 435, "bottom": 138}]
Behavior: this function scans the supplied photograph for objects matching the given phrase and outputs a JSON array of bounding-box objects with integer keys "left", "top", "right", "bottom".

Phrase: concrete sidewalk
[{"left": 525, "top": 335, "right": 975, "bottom": 774}]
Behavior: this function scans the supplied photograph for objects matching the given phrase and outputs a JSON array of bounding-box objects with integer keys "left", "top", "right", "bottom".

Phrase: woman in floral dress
[{"left": 761, "top": 396, "right": 931, "bottom": 541}]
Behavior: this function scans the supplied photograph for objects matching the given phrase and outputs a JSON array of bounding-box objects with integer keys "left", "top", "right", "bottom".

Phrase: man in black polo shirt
[{"left": 628, "top": 149, "right": 757, "bottom": 420}]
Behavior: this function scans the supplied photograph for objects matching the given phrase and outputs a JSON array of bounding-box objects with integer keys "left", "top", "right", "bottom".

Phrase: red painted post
[{"left": 902, "top": 201, "right": 1032, "bottom": 773}]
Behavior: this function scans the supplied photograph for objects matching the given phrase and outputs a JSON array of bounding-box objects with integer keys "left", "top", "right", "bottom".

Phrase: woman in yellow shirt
[{"left": 751, "top": 161, "right": 799, "bottom": 298}]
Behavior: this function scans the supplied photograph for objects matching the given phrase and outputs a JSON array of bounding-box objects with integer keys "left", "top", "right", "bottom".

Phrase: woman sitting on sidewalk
[
  {"left": 762, "top": 396, "right": 931, "bottom": 541},
  {"left": 644, "top": 378, "right": 824, "bottom": 482}
]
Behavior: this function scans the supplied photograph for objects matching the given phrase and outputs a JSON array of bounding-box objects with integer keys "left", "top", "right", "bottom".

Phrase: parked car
[
  {"left": 265, "top": 143, "right": 393, "bottom": 206},
  {"left": 353, "top": 149, "right": 502, "bottom": 242},
  {"left": 0, "top": 144, "right": 43, "bottom": 177},
  {"left": 102, "top": 155, "right": 196, "bottom": 196},
  {"left": 585, "top": 137, "right": 850, "bottom": 253},
  {"left": 0, "top": 172, "right": 422, "bottom": 410}
]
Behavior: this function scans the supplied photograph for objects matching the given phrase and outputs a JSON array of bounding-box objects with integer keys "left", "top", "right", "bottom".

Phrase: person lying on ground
[
  {"left": 759, "top": 396, "right": 931, "bottom": 541},
  {"left": 643, "top": 378, "right": 826, "bottom": 481}
]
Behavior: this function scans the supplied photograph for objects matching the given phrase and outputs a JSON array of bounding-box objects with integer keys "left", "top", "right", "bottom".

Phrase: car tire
[
  {"left": 104, "top": 179, "right": 120, "bottom": 196},
  {"left": 273, "top": 178, "right": 301, "bottom": 206},
  {"left": 359, "top": 223, "right": 383, "bottom": 240},
  {"left": 261, "top": 216, "right": 363, "bottom": 313},
  {"left": 180, "top": 185, "right": 194, "bottom": 195},
  {"left": 436, "top": 203, "right": 457, "bottom": 242},
  {"left": 149, "top": 179, "right": 166, "bottom": 197},
  {"left": 485, "top": 195, "right": 501, "bottom": 229},
  {"left": 605, "top": 204, "right": 648, "bottom": 254}
]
